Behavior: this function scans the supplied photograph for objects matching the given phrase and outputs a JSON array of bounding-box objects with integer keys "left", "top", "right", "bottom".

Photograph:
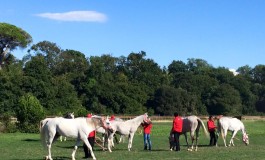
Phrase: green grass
[{"left": 0, "top": 120, "right": 265, "bottom": 160}]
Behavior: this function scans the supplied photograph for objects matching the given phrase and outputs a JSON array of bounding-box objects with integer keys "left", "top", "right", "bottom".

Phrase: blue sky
[{"left": 2, "top": 0, "right": 265, "bottom": 70}]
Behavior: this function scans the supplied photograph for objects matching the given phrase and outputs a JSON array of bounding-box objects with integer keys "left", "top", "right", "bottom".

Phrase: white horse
[
  {"left": 216, "top": 116, "right": 249, "bottom": 147},
  {"left": 40, "top": 116, "right": 107, "bottom": 160},
  {"left": 107, "top": 113, "right": 148, "bottom": 152},
  {"left": 169, "top": 115, "right": 208, "bottom": 151},
  {"left": 96, "top": 116, "right": 125, "bottom": 149}
]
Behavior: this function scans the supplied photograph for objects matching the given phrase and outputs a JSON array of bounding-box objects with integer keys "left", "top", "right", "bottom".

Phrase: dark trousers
[
  {"left": 209, "top": 131, "right": 217, "bottom": 146},
  {"left": 173, "top": 132, "right": 181, "bottom": 151},
  {"left": 83, "top": 137, "right": 95, "bottom": 158}
]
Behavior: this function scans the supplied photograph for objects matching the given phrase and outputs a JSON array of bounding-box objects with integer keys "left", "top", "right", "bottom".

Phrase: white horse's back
[
  {"left": 218, "top": 117, "right": 243, "bottom": 131},
  {"left": 182, "top": 116, "right": 199, "bottom": 133}
]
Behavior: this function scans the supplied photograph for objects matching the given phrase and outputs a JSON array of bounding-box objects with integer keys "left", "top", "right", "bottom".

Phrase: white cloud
[
  {"left": 229, "top": 69, "right": 239, "bottom": 76},
  {"left": 36, "top": 11, "right": 107, "bottom": 22}
]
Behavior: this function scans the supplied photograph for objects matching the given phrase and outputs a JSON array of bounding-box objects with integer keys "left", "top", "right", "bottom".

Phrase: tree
[
  {"left": 152, "top": 85, "right": 199, "bottom": 116},
  {"left": 27, "top": 41, "right": 61, "bottom": 71},
  {"left": 22, "top": 55, "right": 56, "bottom": 112},
  {"left": 206, "top": 84, "right": 242, "bottom": 115},
  {"left": 237, "top": 65, "right": 253, "bottom": 80},
  {"left": 0, "top": 23, "right": 32, "bottom": 69},
  {"left": 252, "top": 65, "right": 265, "bottom": 85},
  {"left": 0, "top": 62, "right": 24, "bottom": 114},
  {"left": 16, "top": 93, "right": 45, "bottom": 133}
]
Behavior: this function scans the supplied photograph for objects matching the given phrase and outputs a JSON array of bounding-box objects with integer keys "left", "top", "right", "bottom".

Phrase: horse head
[
  {"left": 91, "top": 115, "right": 110, "bottom": 130},
  {"left": 64, "top": 112, "right": 75, "bottom": 119},
  {"left": 242, "top": 133, "right": 249, "bottom": 145},
  {"left": 143, "top": 113, "right": 149, "bottom": 123},
  {"left": 106, "top": 115, "right": 110, "bottom": 125}
]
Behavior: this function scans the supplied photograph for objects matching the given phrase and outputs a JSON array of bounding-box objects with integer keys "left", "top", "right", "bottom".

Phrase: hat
[
  {"left": 87, "top": 113, "right": 92, "bottom": 118},
  {"left": 110, "top": 115, "right": 115, "bottom": 120}
]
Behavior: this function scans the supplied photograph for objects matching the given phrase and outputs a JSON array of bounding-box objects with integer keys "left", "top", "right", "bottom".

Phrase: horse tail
[
  {"left": 40, "top": 120, "right": 48, "bottom": 149},
  {"left": 197, "top": 118, "right": 209, "bottom": 138}
]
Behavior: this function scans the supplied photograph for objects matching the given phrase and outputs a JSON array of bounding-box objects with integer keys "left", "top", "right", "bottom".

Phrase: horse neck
[
  {"left": 240, "top": 124, "right": 246, "bottom": 135},
  {"left": 128, "top": 115, "right": 144, "bottom": 125},
  {"left": 91, "top": 117, "right": 104, "bottom": 129}
]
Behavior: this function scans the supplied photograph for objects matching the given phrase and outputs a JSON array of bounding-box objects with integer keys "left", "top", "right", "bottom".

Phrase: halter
[{"left": 242, "top": 133, "right": 249, "bottom": 144}]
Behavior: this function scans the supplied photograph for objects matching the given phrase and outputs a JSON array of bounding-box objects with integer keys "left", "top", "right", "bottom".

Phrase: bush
[
  {"left": 0, "top": 113, "right": 18, "bottom": 133},
  {"left": 16, "top": 93, "right": 45, "bottom": 133}
]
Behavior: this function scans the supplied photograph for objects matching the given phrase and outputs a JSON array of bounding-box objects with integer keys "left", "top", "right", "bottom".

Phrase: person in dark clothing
[
  {"left": 171, "top": 112, "right": 183, "bottom": 152},
  {"left": 83, "top": 113, "right": 96, "bottom": 158},
  {"left": 207, "top": 115, "right": 217, "bottom": 146}
]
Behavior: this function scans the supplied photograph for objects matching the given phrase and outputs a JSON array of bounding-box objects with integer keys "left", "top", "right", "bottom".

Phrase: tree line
[{"left": 0, "top": 23, "right": 265, "bottom": 132}]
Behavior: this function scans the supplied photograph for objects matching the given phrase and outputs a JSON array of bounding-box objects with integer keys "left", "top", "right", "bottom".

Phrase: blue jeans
[{"left": 143, "top": 133, "right": 152, "bottom": 150}]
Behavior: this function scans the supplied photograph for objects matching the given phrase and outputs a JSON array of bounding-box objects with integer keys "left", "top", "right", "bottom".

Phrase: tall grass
[{"left": 0, "top": 120, "right": 264, "bottom": 160}]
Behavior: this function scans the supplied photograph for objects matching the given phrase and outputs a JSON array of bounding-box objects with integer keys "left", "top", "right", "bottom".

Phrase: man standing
[
  {"left": 207, "top": 115, "right": 217, "bottom": 146},
  {"left": 171, "top": 112, "right": 183, "bottom": 152},
  {"left": 83, "top": 113, "right": 96, "bottom": 158}
]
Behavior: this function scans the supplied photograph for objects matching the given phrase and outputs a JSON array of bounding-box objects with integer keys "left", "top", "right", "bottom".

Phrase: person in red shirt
[
  {"left": 142, "top": 118, "right": 152, "bottom": 150},
  {"left": 83, "top": 113, "right": 96, "bottom": 158},
  {"left": 207, "top": 115, "right": 217, "bottom": 146},
  {"left": 171, "top": 112, "right": 183, "bottom": 152}
]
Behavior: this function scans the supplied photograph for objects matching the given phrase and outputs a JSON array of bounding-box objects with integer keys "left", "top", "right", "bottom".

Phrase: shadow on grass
[
  {"left": 22, "top": 138, "right": 39, "bottom": 142},
  {"left": 56, "top": 145, "right": 75, "bottom": 149},
  {"left": 181, "top": 144, "right": 209, "bottom": 147},
  {"left": 12, "top": 156, "right": 72, "bottom": 160}
]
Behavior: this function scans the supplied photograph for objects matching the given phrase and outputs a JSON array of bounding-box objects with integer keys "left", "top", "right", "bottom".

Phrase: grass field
[{"left": 0, "top": 120, "right": 265, "bottom": 160}]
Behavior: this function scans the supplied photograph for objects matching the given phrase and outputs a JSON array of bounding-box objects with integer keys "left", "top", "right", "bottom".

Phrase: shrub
[{"left": 16, "top": 93, "right": 45, "bottom": 133}]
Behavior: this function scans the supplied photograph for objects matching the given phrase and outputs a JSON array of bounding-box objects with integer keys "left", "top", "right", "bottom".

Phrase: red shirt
[
  {"left": 172, "top": 116, "right": 183, "bottom": 132},
  {"left": 207, "top": 120, "right": 216, "bottom": 132},
  {"left": 142, "top": 122, "right": 152, "bottom": 134},
  {"left": 88, "top": 130, "right": 96, "bottom": 138}
]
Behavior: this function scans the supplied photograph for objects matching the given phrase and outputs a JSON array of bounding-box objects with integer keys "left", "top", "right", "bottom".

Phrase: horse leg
[
  {"left": 184, "top": 133, "right": 190, "bottom": 151},
  {"left": 194, "top": 130, "right": 199, "bottom": 151},
  {"left": 128, "top": 133, "right": 135, "bottom": 151},
  {"left": 182, "top": 133, "right": 189, "bottom": 151},
  {"left": 82, "top": 138, "right": 97, "bottom": 160},
  {"left": 119, "top": 135, "right": 124, "bottom": 143},
  {"left": 71, "top": 139, "right": 81, "bottom": 160},
  {"left": 46, "top": 132, "right": 55, "bottom": 160},
  {"left": 229, "top": 130, "right": 238, "bottom": 147},
  {"left": 221, "top": 129, "right": 227, "bottom": 147},
  {"left": 190, "top": 133, "right": 195, "bottom": 151},
  {"left": 107, "top": 133, "right": 114, "bottom": 152}
]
